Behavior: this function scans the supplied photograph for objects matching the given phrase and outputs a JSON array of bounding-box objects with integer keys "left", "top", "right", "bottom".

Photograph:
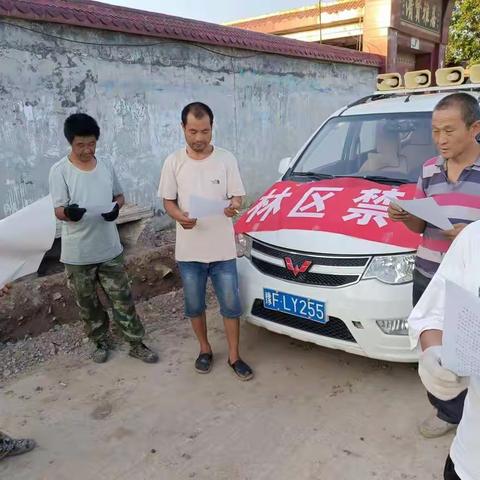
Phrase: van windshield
[{"left": 289, "top": 113, "right": 437, "bottom": 185}]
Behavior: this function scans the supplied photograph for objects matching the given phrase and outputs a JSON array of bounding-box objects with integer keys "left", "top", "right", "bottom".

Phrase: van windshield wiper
[
  {"left": 290, "top": 173, "right": 410, "bottom": 185},
  {"left": 333, "top": 175, "right": 410, "bottom": 185},
  {"left": 290, "top": 171, "right": 335, "bottom": 180},
  {"left": 356, "top": 175, "right": 410, "bottom": 185}
]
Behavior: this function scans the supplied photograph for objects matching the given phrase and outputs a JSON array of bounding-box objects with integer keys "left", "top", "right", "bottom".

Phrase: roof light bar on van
[
  {"left": 369, "top": 84, "right": 480, "bottom": 99},
  {"left": 436, "top": 67, "right": 466, "bottom": 86},
  {"left": 470, "top": 64, "right": 480, "bottom": 84},
  {"left": 375, "top": 65, "right": 480, "bottom": 93},
  {"left": 404, "top": 69, "right": 431, "bottom": 89},
  {"left": 376, "top": 73, "right": 402, "bottom": 91}
]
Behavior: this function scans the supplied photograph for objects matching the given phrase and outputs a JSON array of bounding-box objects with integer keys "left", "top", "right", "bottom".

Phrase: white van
[{"left": 235, "top": 69, "right": 480, "bottom": 362}]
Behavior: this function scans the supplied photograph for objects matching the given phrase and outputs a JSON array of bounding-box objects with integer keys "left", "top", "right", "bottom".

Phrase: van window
[
  {"left": 297, "top": 120, "right": 351, "bottom": 173},
  {"left": 359, "top": 120, "right": 377, "bottom": 154},
  {"left": 290, "top": 113, "right": 437, "bottom": 184}
]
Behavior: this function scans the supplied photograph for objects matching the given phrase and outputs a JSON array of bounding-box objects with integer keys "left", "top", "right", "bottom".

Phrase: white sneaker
[{"left": 419, "top": 412, "right": 457, "bottom": 438}]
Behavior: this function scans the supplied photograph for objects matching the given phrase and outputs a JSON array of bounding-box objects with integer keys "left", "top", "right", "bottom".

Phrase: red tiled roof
[
  {"left": 232, "top": 0, "right": 365, "bottom": 31},
  {"left": 231, "top": 1, "right": 365, "bottom": 31},
  {"left": 0, "top": 0, "right": 382, "bottom": 67},
  {"left": 322, "top": 0, "right": 364, "bottom": 14},
  {"left": 295, "top": 0, "right": 364, "bottom": 17}
]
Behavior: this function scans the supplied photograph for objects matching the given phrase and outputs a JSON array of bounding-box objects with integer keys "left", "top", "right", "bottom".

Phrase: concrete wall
[{"left": 0, "top": 20, "right": 378, "bottom": 218}]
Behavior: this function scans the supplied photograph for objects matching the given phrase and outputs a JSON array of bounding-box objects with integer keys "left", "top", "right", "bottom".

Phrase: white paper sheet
[
  {"left": 188, "top": 195, "right": 230, "bottom": 219},
  {"left": 393, "top": 197, "right": 453, "bottom": 231},
  {"left": 442, "top": 281, "right": 480, "bottom": 377},
  {"left": 0, "top": 195, "right": 56, "bottom": 288},
  {"left": 83, "top": 202, "right": 117, "bottom": 221}
]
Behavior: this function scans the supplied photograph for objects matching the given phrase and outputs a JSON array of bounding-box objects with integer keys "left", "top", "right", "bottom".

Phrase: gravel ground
[
  {"left": 0, "top": 225, "right": 181, "bottom": 381},
  {"left": 0, "top": 285, "right": 219, "bottom": 385}
]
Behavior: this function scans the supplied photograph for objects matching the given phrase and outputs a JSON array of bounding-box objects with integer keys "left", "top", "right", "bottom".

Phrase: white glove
[{"left": 418, "top": 346, "right": 469, "bottom": 401}]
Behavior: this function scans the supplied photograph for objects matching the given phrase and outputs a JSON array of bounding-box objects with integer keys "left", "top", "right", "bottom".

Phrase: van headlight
[
  {"left": 235, "top": 234, "right": 252, "bottom": 258},
  {"left": 363, "top": 254, "right": 415, "bottom": 284}
]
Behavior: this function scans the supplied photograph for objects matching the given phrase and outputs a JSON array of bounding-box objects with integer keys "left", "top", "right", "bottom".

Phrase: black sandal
[
  {"left": 195, "top": 352, "right": 213, "bottom": 374},
  {"left": 0, "top": 432, "right": 36, "bottom": 460},
  {"left": 228, "top": 358, "right": 254, "bottom": 381}
]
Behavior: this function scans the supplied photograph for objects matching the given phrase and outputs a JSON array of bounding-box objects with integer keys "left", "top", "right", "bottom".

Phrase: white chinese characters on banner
[
  {"left": 288, "top": 187, "right": 344, "bottom": 218},
  {"left": 246, "top": 187, "right": 293, "bottom": 223},
  {"left": 342, "top": 188, "right": 405, "bottom": 228}
]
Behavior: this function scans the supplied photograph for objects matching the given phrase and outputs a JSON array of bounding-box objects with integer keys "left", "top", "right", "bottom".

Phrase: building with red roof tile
[
  {"left": 0, "top": 0, "right": 382, "bottom": 67},
  {"left": 227, "top": 0, "right": 455, "bottom": 74},
  {"left": 0, "top": 0, "right": 382, "bottom": 215}
]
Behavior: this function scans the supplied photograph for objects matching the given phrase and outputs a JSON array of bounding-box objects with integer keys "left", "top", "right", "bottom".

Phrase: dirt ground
[
  {"left": 0, "top": 245, "right": 180, "bottom": 343},
  {"left": 1, "top": 293, "right": 453, "bottom": 480}
]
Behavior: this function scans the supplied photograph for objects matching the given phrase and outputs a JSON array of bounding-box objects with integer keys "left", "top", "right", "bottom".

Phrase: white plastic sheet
[{"left": 0, "top": 195, "right": 56, "bottom": 288}]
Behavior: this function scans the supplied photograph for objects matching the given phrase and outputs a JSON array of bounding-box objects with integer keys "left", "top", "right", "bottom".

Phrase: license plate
[{"left": 263, "top": 288, "right": 328, "bottom": 324}]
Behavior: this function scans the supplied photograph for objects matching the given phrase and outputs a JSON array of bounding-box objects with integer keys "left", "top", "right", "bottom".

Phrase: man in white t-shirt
[
  {"left": 408, "top": 221, "right": 480, "bottom": 480},
  {"left": 158, "top": 102, "right": 253, "bottom": 380}
]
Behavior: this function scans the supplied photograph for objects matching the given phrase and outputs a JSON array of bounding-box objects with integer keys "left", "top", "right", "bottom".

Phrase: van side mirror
[{"left": 278, "top": 157, "right": 292, "bottom": 175}]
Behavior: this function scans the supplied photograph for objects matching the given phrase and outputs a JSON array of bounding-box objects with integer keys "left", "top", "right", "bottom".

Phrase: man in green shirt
[{"left": 49, "top": 114, "right": 157, "bottom": 364}]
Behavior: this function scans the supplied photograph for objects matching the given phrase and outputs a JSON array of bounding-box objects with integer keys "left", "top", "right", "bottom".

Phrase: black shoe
[
  {"left": 195, "top": 352, "right": 213, "bottom": 374},
  {"left": 228, "top": 358, "right": 254, "bottom": 381},
  {"left": 92, "top": 340, "right": 109, "bottom": 364},
  {"left": 129, "top": 342, "right": 159, "bottom": 363},
  {"left": 0, "top": 432, "right": 36, "bottom": 460}
]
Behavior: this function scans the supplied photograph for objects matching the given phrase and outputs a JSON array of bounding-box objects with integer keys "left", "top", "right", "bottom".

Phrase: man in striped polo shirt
[{"left": 388, "top": 92, "right": 480, "bottom": 438}]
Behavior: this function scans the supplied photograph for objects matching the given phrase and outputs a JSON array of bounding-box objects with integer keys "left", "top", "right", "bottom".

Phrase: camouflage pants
[{"left": 65, "top": 254, "right": 144, "bottom": 344}]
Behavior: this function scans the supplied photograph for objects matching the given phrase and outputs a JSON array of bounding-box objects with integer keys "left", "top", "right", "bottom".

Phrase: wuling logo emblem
[{"left": 284, "top": 257, "right": 312, "bottom": 277}]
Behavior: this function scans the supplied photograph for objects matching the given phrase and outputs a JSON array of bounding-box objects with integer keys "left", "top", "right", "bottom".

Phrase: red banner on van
[{"left": 235, "top": 178, "right": 421, "bottom": 249}]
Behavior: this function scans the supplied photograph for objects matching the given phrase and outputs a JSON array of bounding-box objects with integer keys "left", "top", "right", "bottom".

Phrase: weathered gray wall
[{"left": 0, "top": 20, "right": 377, "bottom": 217}]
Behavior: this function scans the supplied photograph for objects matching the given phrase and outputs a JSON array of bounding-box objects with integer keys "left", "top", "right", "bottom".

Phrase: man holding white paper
[
  {"left": 388, "top": 93, "right": 480, "bottom": 437},
  {"left": 49, "top": 113, "right": 157, "bottom": 364},
  {"left": 158, "top": 102, "right": 253, "bottom": 380},
  {"left": 408, "top": 220, "right": 480, "bottom": 480}
]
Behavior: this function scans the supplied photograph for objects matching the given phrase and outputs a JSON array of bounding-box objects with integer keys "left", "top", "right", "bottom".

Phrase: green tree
[{"left": 446, "top": 0, "right": 480, "bottom": 67}]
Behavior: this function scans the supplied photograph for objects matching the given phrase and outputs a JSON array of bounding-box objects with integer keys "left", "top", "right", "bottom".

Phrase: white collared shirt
[{"left": 408, "top": 220, "right": 480, "bottom": 480}]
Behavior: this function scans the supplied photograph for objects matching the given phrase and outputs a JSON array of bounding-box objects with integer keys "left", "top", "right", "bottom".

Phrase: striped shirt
[{"left": 414, "top": 155, "right": 480, "bottom": 278}]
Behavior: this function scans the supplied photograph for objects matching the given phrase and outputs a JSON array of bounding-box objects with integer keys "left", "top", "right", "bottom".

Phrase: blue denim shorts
[{"left": 177, "top": 259, "right": 243, "bottom": 318}]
